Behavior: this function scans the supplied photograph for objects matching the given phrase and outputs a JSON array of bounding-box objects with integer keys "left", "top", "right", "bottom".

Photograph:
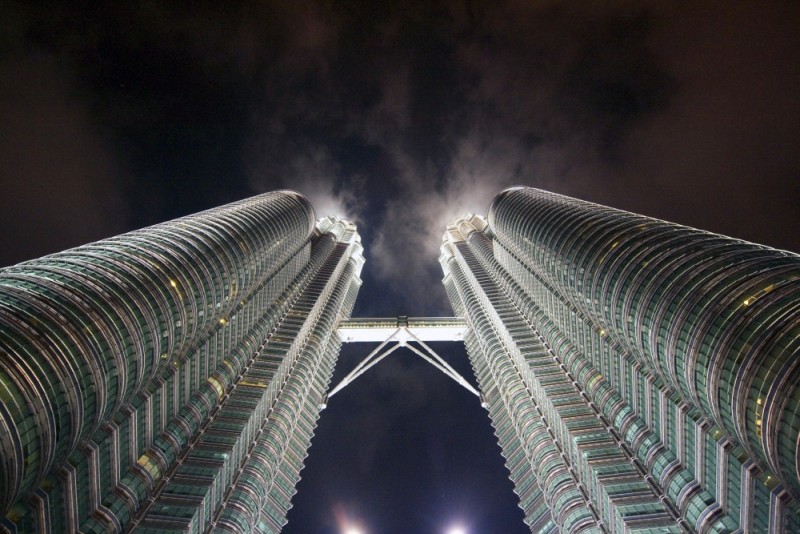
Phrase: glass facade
[
  {"left": 440, "top": 187, "right": 800, "bottom": 532},
  {"left": 0, "top": 191, "right": 363, "bottom": 533}
]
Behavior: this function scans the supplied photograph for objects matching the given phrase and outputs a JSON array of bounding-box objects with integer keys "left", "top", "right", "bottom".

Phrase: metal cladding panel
[
  {"left": 488, "top": 187, "right": 800, "bottom": 504},
  {"left": 0, "top": 191, "right": 365, "bottom": 534},
  {"left": 444, "top": 186, "right": 800, "bottom": 532}
]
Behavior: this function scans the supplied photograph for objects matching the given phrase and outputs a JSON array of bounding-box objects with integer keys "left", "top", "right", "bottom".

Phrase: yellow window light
[{"left": 208, "top": 376, "right": 225, "bottom": 400}]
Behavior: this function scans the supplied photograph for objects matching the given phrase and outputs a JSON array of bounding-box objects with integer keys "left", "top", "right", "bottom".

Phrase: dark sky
[{"left": 1, "top": 1, "right": 799, "bottom": 532}]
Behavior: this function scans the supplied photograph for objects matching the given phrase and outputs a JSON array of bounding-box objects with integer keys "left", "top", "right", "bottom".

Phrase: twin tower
[{"left": 0, "top": 188, "right": 798, "bottom": 533}]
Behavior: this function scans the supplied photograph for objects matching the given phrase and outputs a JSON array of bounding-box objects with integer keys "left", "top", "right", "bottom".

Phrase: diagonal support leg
[
  {"left": 324, "top": 333, "right": 402, "bottom": 405},
  {"left": 324, "top": 324, "right": 484, "bottom": 407},
  {"left": 403, "top": 340, "right": 481, "bottom": 397}
]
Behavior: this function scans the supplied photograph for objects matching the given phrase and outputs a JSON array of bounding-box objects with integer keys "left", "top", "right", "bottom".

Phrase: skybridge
[{"left": 324, "top": 316, "right": 481, "bottom": 406}]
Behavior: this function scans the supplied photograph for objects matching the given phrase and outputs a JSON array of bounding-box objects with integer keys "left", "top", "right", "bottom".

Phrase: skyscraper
[
  {"left": 0, "top": 191, "right": 364, "bottom": 533},
  {"left": 3, "top": 185, "right": 799, "bottom": 533},
  {"left": 440, "top": 187, "right": 800, "bottom": 532}
]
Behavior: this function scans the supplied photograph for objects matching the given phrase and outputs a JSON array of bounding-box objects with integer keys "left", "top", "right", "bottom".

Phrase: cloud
[
  {"left": 232, "top": 2, "right": 675, "bottom": 311},
  {"left": 360, "top": 2, "right": 678, "bottom": 311},
  {"left": 11, "top": 0, "right": 796, "bottom": 311},
  {"left": 360, "top": 1, "right": 800, "bottom": 314},
  {"left": 251, "top": 144, "right": 367, "bottom": 223}
]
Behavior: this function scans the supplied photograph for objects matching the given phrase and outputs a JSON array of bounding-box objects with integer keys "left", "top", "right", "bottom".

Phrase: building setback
[
  {"left": 440, "top": 187, "right": 800, "bottom": 532},
  {"left": 0, "top": 191, "right": 364, "bottom": 532}
]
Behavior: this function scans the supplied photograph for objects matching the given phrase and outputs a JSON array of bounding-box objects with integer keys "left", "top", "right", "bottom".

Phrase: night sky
[{"left": 1, "top": 2, "right": 799, "bottom": 533}]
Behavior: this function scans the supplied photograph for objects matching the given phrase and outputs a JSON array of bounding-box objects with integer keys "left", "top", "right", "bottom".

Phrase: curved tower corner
[
  {"left": 0, "top": 191, "right": 363, "bottom": 533},
  {"left": 442, "top": 187, "right": 800, "bottom": 533}
]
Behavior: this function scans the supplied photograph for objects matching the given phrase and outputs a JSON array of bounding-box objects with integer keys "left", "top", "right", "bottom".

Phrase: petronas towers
[{"left": 2, "top": 187, "right": 798, "bottom": 532}]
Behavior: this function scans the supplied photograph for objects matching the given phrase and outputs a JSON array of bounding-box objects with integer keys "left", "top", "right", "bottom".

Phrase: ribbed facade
[
  {"left": 440, "top": 187, "right": 800, "bottom": 533},
  {"left": 0, "top": 191, "right": 363, "bottom": 533}
]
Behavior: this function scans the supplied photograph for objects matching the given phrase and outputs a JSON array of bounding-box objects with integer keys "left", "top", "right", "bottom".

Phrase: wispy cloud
[
  {"left": 251, "top": 145, "right": 367, "bottom": 223},
  {"left": 354, "top": 1, "right": 799, "bottom": 312},
  {"left": 5, "top": 0, "right": 798, "bottom": 309},
  {"left": 353, "top": 3, "right": 674, "bottom": 310}
]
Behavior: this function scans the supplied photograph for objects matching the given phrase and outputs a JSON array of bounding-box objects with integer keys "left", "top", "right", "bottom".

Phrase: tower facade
[
  {"left": 440, "top": 187, "right": 800, "bottom": 532},
  {"left": 0, "top": 191, "right": 363, "bottom": 532}
]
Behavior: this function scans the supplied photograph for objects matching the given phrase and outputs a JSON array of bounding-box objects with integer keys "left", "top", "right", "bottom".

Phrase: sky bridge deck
[{"left": 337, "top": 316, "right": 468, "bottom": 343}]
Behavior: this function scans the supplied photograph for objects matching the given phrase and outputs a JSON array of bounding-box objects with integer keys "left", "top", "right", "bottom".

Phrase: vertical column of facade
[
  {"left": 486, "top": 187, "right": 800, "bottom": 531},
  {"left": 487, "top": 227, "right": 757, "bottom": 531},
  {"left": 0, "top": 191, "right": 317, "bottom": 532},
  {"left": 464, "top": 215, "right": 749, "bottom": 531},
  {"left": 442, "top": 221, "right": 680, "bottom": 533},
  {"left": 77, "top": 231, "right": 325, "bottom": 533},
  {"left": 126, "top": 217, "right": 363, "bottom": 533},
  {"left": 69, "top": 238, "right": 314, "bottom": 533},
  {"left": 441, "top": 259, "right": 584, "bottom": 532},
  {"left": 214, "top": 242, "right": 362, "bottom": 533}
]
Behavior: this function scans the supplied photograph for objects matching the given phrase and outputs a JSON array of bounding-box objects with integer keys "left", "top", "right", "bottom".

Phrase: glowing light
[
  {"left": 333, "top": 502, "right": 366, "bottom": 534},
  {"left": 170, "top": 279, "right": 177, "bottom": 288},
  {"left": 446, "top": 526, "right": 467, "bottom": 534}
]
